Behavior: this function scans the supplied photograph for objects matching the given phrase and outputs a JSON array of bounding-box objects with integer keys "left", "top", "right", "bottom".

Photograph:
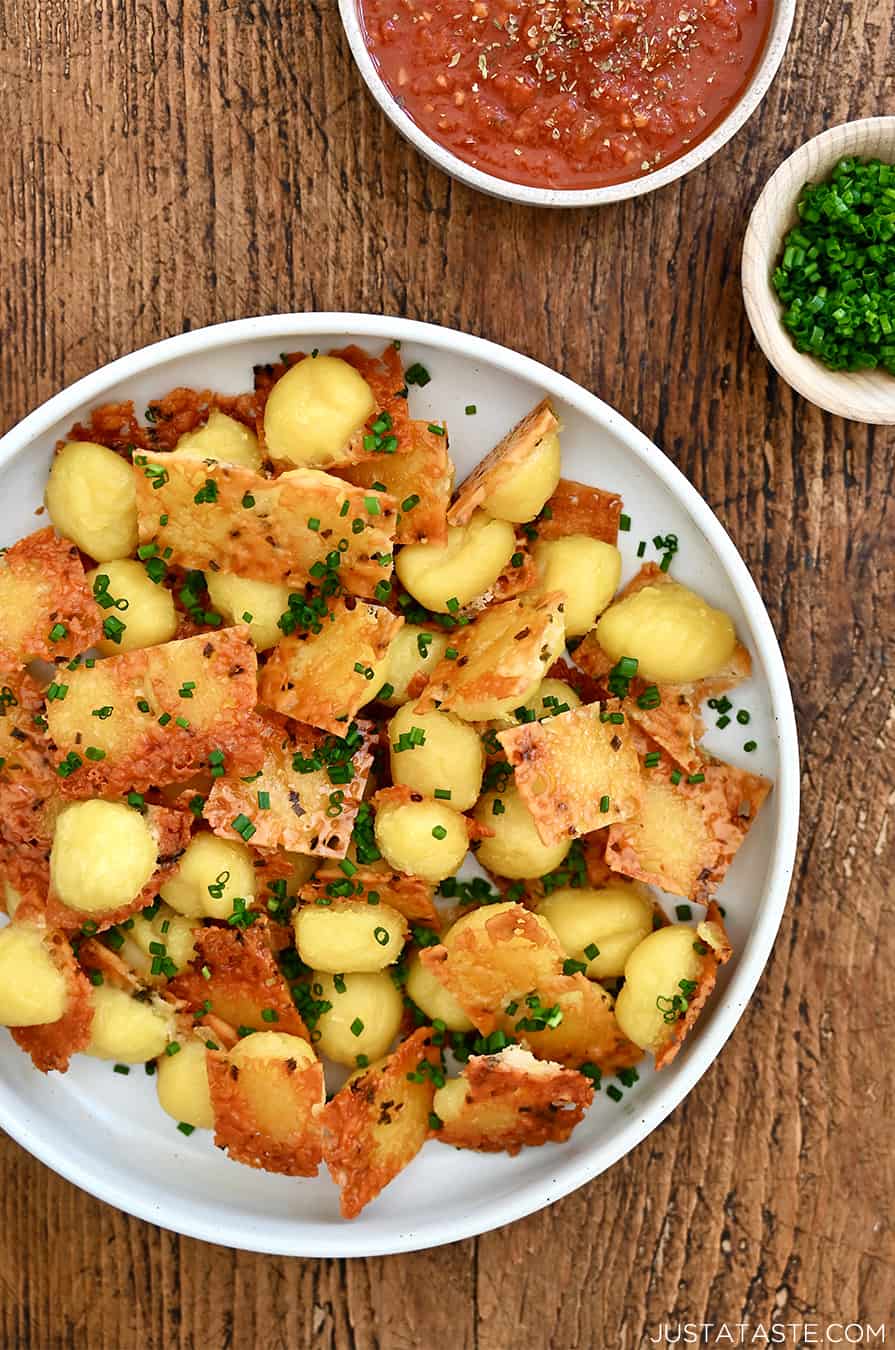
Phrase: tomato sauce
[{"left": 360, "top": 0, "right": 772, "bottom": 190}]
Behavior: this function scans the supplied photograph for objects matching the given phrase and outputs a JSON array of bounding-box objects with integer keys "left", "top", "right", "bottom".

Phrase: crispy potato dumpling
[
  {"left": 0, "top": 925, "right": 68, "bottom": 1026},
  {"left": 313, "top": 971, "right": 404, "bottom": 1066},
  {"left": 405, "top": 952, "right": 474, "bottom": 1031},
  {"left": 395, "top": 510, "right": 515, "bottom": 612},
  {"left": 532, "top": 536, "right": 621, "bottom": 637},
  {"left": 379, "top": 624, "right": 448, "bottom": 706},
  {"left": 263, "top": 355, "right": 376, "bottom": 468},
  {"left": 614, "top": 924, "right": 704, "bottom": 1054},
  {"left": 387, "top": 706, "right": 484, "bottom": 811},
  {"left": 473, "top": 786, "right": 570, "bottom": 879},
  {"left": 536, "top": 884, "right": 654, "bottom": 979},
  {"left": 374, "top": 796, "right": 469, "bottom": 882},
  {"left": 206, "top": 571, "right": 292, "bottom": 651},
  {"left": 156, "top": 1035, "right": 214, "bottom": 1128},
  {"left": 172, "top": 410, "right": 261, "bottom": 469},
  {"left": 50, "top": 801, "right": 158, "bottom": 914},
  {"left": 595, "top": 580, "right": 737, "bottom": 684},
  {"left": 294, "top": 900, "right": 408, "bottom": 973},
  {"left": 483, "top": 429, "right": 561, "bottom": 523},
  {"left": 45, "top": 440, "right": 138, "bottom": 562},
  {"left": 86, "top": 984, "right": 174, "bottom": 1062},
  {"left": 160, "top": 832, "right": 256, "bottom": 921},
  {"left": 121, "top": 904, "right": 198, "bottom": 982},
  {"left": 87, "top": 560, "right": 177, "bottom": 654}
]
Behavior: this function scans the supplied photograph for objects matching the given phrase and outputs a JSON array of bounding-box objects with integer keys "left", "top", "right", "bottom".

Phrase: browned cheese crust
[
  {"left": 258, "top": 600, "right": 403, "bottom": 732},
  {"left": 10, "top": 928, "right": 94, "bottom": 1072},
  {"left": 134, "top": 452, "right": 398, "bottom": 598},
  {"left": 434, "top": 1046, "right": 594, "bottom": 1154},
  {"left": 168, "top": 921, "right": 309, "bottom": 1039},
  {"left": 0, "top": 528, "right": 102, "bottom": 666},
  {"left": 535, "top": 478, "right": 623, "bottom": 544},
  {"left": 447, "top": 398, "right": 559, "bottom": 527},
  {"left": 414, "top": 593, "right": 566, "bottom": 717},
  {"left": 605, "top": 748, "right": 772, "bottom": 901},
  {"left": 0, "top": 670, "right": 64, "bottom": 848},
  {"left": 203, "top": 713, "right": 374, "bottom": 857},
  {"left": 421, "top": 904, "right": 641, "bottom": 1071},
  {"left": 498, "top": 700, "right": 644, "bottom": 844},
  {"left": 320, "top": 1025, "right": 441, "bottom": 1219},
  {"left": 655, "top": 902, "right": 732, "bottom": 1069},
  {"left": 207, "top": 1042, "right": 324, "bottom": 1176},
  {"left": 303, "top": 863, "right": 441, "bottom": 926},
  {"left": 45, "top": 627, "right": 264, "bottom": 797},
  {"left": 336, "top": 420, "right": 453, "bottom": 546},
  {"left": 66, "top": 388, "right": 260, "bottom": 457}
]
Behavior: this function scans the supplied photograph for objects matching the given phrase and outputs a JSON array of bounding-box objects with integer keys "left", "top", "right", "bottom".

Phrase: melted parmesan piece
[
  {"left": 9, "top": 928, "right": 94, "bottom": 1073},
  {"left": 448, "top": 399, "right": 559, "bottom": 527},
  {"left": 258, "top": 600, "right": 403, "bottom": 732},
  {"left": 169, "top": 921, "right": 310, "bottom": 1040},
  {"left": 203, "top": 714, "right": 373, "bottom": 858},
  {"left": 414, "top": 592, "right": 566, "bottom": 722},
  {"left": 133, "top": 453, "right": 398, "bottom": 599},
  {"left": 45, "top": 627, "right": 264, "bottom": 797},
  {"left": 498, "top": 700, "right": 643, "bottom": 844},
  {"left": 336, "top": 421, "right": 453, "bottom": 546},
  {"left": 0, "top": 671, "right": 63, "bottom": 848},
  {"left": 207, "top": 1035, "right": 324, "bottom": 1176},
  {"left": 0, "top": 528, "right": 101, "bottom": 665},
  {"left": 535, "top": 478, "right": 622, "bottom": 544}
]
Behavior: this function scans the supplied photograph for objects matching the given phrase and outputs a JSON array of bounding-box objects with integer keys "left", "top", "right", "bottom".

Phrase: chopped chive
[{"left": 619, "top": 513, "right": 631, "bottom": 531}]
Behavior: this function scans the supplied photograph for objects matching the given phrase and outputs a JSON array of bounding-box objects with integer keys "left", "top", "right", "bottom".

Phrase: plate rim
[{"left": 0, "top": 312, "right": 800, "bottom": 1256}]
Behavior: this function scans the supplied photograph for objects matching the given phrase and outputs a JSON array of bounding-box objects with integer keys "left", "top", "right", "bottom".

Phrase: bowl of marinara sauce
[{"left": 339, "top": 0, "right": 795, "bottom": 207}]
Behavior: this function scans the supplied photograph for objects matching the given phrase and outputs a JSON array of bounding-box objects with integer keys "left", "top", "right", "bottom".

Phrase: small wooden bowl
[{"left": 742, "top": 117, "right": 895, "bottom": 424}]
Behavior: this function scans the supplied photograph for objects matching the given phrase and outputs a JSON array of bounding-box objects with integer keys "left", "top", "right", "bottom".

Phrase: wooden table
[{"left": 1, "top": 2, "right": 893, "bottom": 1345}]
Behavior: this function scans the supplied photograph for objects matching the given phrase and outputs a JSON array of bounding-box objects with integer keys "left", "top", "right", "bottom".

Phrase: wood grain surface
[{"left": 1, "top": 1, "right": 893, "bottom": 1347}]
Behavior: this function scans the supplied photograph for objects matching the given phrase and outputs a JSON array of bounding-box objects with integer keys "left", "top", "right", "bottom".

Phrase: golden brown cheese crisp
[
  {"left": 655, "top": 902, "right": 732, "bottom": 1070},
  {"left": 258, "top": 600, "right": 403, "bottom": 732},
  {"left": 465, "top": 537, "right": 539, "bottom": 613},
  {"left": 605, "top": 751, "right": 771, "bottom": 901},
  {"left": 447, "top": 399, "right": 559, "bottom": 527},
  {"left": 0, "top": 528, "right": 101, "bottom": 666},
  {"left": 0, "top": 671, "right": 63, "bottom": 848},
  {"left": 434, "top": 1046, "right": 593, "bottom": 1153},
  {"left": 320, "top": 1026, "right": 441, "bottom": 1218},
  {"left": 45, "top": 627, "right": 264, "bottom": 797},
  {"left": 414, "top": 593, "right": 566, "bottom": 719},
  {"left": 421, "top": 904, "right": 641, "bottom": 1071},
  {"left": 498, "top": 700, "right": 643, "bottom": 845},
  {"left": 336, "top": 421, "right": 452, "bottom": 546},
  {"left": 303, "top": 864, "right": 440, "bottom": 926},
  {"left": 625, "top": 681, "right": 704, "bottom": 773},
  {"left": 203, "top": 713, "right": 373, "bottom": 858},
  {"left": 169, "top": 921, "right": 310, "bottom": 1040},
  {"left": 66, "top": 388, "right": 260, "bottom": 457},
  {"left": 535, "top": 478, "right": 623, "bottom": 544},
  {"left": 11, "top": 928, "right": 94, "bottom": 1073},
  {"left": 207, "top": 1042, "right": 324, "bottom": 1176},
  {"left": 134, "top": 452, "right": 398, "bottom": 599}
]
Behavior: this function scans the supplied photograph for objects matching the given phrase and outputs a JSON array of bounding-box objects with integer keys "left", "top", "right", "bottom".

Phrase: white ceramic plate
[{"left": 0, "top": 314, "right": 799, "bottom": 1256}]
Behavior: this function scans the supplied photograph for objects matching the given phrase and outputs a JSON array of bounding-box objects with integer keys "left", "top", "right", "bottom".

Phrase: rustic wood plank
[{"left": 0, "top": 0, "right": 893, "bottom": 1344}]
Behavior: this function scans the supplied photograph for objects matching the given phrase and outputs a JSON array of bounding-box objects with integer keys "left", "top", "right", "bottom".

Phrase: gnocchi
[
  {"left": 536, "top": 884, "right": 654, "bottom": 979},
  {"left": 156, "top": 1035, "right": 214, "bottom": 1128},
  {"left": 473, "top": 786, "right": 571, "bottom": 879},
  {"left": 595, "top": 578, "right": 737, "bottom": 684},
  {"left": 294, "top": 900, "right": 408, "bottom": 973},
  {"left": 395, "top": 509, "right": 515, "bottom": 612},
  {"left": 86, "top": 984, "right": 175, "bottom": 1062},
  {"left": 374, "top": 794, "right": 470, "bottom": 882},
  {"left": 379, "top": 623, "right": 448, "bottom": 705},
  {"left": 159, "top": 832, "right": 256, "bottom": 921},
  {"left": 482, "top": 429, "right": 561, "bottom": 522},
  {"left": 0, "top": 926, "right": 67, "bottom": 1026},
  {"left": 614, "top": 924, "right": 704, "bottom": 1053},
  {"left": 532, "top": 535, "right": 621, "bottom": 637},
  {"left": 263, "top": 355, "right": 376, "bottom": 468},
  {"left": 172, "top": 410, "right": 262, "bottom": 469},
  {"left": 313, "top": 971, "right": 404, "bottom": 1065},
  {"left": 50, "top": 801, "right": 158, "bottom": 914},
  {"left": 87, "top": 559, "right": 178, "bottom": 653},
  {"left": 388, "top": 705, "right": 484, "bottom": 811},
  {"left": 405, "top": 952, "right": 474, "bottom": 1031},
  {"left": 45, "top": 440, "right": 139, "bottom": 562},
  {"left": 206, "top": 571, "right": 292, "bottom": 650}
]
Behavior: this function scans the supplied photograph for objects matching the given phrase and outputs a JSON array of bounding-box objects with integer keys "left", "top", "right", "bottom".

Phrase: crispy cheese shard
[
  {"left": 133, "top": 453, "right": 398, "bottom": 598},
  {"left": 433, "top": 1046, "right": 593, "bottom": 1153},
  {"left": 498, "top": 701, "right": 643, "bottom": 844},
  {"left": 337, "top": 420, "right": 452, "bottom": 546},
  {"left": 464, "top": 536, "right": 539, "bottom": 614},
  {"left": 655, "top": 903, "right": 732, "bottom": 1070},
  {"left": 203, "top": 714, "right": 373, "bottom": 858},
  {"left": 258, "top": 600, "right": 403, "bottom": 732},
  {"left": 414, "top": 593, "right": 566, "bottom": 721},
  {"left": 10, "top": 927, "right": 94, "bottom": 1073},
  {"left": 536, "top": 478, "right": 623, "bottom": 545},
  {"left": 421, "top": 904, "right": 641, "bottom": 1071},
  {"left": 605, "top": 752, "right": 771, "bottom": 901},
  {"left": 207, "top": 1038, "right": 324, "bottom": 1176},
  {"left": 0, "top": 528, "right": 102, "bottom": 666},
  {"left": 447, "top": 398, "right": 559, "bottom": 527},
  {"left": 45, "top": 627, "right": 264, "bottom": 797},
  {"left": 303, "top": 864, "right": 440, "bottom": 926},
  {"left": 0, "top": 671, "right": 63, "bottom": 848},
  {"left": 320, "top": 1026, "right": 441, "bottom": 1218},
  {"left": 169, "top": 921, "right": 310, "bottom": 1039}
]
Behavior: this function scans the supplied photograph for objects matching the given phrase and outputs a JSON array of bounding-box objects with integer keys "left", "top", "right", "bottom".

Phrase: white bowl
[
  {"left": 0, "top": 314, "right": 799, "bottom": 1256},
  {"left": 338, "top": 0, "right": 796, "bottom": 208}
]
